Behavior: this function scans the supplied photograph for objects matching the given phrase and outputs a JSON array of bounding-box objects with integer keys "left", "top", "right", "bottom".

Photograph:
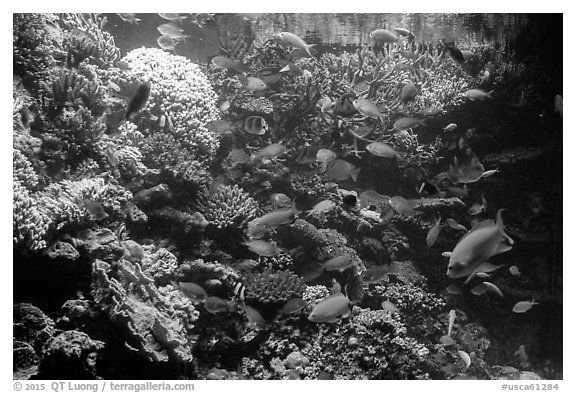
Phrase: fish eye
[{"left": 448, "top": 266, "right": 453, "bottom": 270}]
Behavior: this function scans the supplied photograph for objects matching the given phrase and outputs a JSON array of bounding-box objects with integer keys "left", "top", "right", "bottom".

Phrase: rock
[
  {"left": 285, "top": 351, "right": 310, "bottom": 369},
  {"left": 125, "top": 202, "right": 148, "bottom": 224},
  {"left": 77, "top": 228, "right": 123, "bottom": 261},
  {"left": 132, "top": 183, "right": 172, "bottom": 206},
  {"left": 44, "top": 241, "right": 80, "bottom": 262},
  {"left": 13, "top": 340, "right": 38, "bottom": 379},
  {"left": 13, "top": 303, "right": 56, "bottom": 351}
]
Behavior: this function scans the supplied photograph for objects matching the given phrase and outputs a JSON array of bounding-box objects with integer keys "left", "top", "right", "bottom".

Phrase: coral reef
[
  {"left": 196, "top": 184, "right": 259, "bottom": 230},
  {"left": 243, "top": 269, "right": 306, "bottom": 305}
]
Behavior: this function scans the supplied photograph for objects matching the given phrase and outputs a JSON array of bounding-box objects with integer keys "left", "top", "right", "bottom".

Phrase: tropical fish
[
  {"left": 257, "top": 68, "right": 284, "bottom": 85},
  {"left": 366, "top": 142, "right": 400, "bottom": 158},
  {"left": 316, "top": 148, "right": 337, "bottom": 166},
  {"left": 204, "top": 296, "right": 234, "bottom": 314},
  {"left": 84, "top": 199, "right": 108, "bottom": 221},
  {"left": 270, "top": 193, "right": 292, "bottom": 208},
  {"left": 251, "top": 143, "right": 286, "bottom": 159},
  {"left": 471, "top": 283, "right": 489, "bottom": 295},
  {"left": 512, "top": 299, "right": 538, "bottom": 313},
  {"left": 243, "top": 303, "right": 266, "bottom": 329},
  {"left": 393, "top": 117, "right": 426, "bottom": 131},
  {"left": 509, "top": 265, "right": 521, "bottom": 276},
  {"left": 442, "top": 41, "right": 464, "bottom": 64},
  {"left": 369, "top": 29, "right": 399, "bottom": 43},
  {"left": 212, "top": 56, "right": 250, "bottom": 74},
  {"left": 274, "top": 32, "right": 316, "bottom": 57},
  {"left": 389, "top": 196, "right": 421, "bottom": 216},
  {"left": 462, "top": 89, "right": 494, "bottom": 100},
  {"left": 468, "top": 195, "right": 488, "bottom": 215},
  {"left": 446, "top": 284, "right": 462, "bottom": 295},
  {"left": 361, "top": 265, "right": 392, "bottom": 284},
  {"left": 448, "top": 309, "right": 456, "bottom": 335},
  {"left": 280, "top": 298, "right": 308, "bottom": 315},
  {"left": 157, "top": 35, "right": 176, "bottom": 50},
  {"left": 321, "top": 255, "right": 356, "bottom": 272},
  {"left": 126, "top": 82, "right": 151, "bottom": 120},
  {"left": 117, "top": 13, "right": 141, "bottom": 25},
  {"left": 307, "top": 200, "right": 336, "bottom": 216},
  {"left": 116, "top": 60, "right": 130, "bottom": 70},
  {"left": 483, "top": 281, "right": 504, "bottom": 297},
  {"left": 353, "top": 98, "right": 387, "bottom": 122},
  {"left": 174, "top": 281, "right": 208, "bottom": 302},
  {"left": 326, "top": 159, "right": 361, "bottom": 182},
  {"left": 440, "top": 335, "right": 456, "bottom": 345},
  {"left": 426, "top": 214, "right": 442, "bottom": 247},
  {"left": 475, "top": 272, "right": 491, "bottom": 279},
  {"left": 457, "top": 350, "right": 471, "bottom": 372},
  {"left": 188, "top": 212, "right": 209, "bottom": 229},
  {"left": 241, "top": 239, "right": 278, "bottom": 257},
  {"left": 481, "top": 168, "right": 500, "bottom": 178},
  {"left": 157, "top": 23, "right": 188, "bottom": 40},
  {"left": 158, "top": 13, "right": 187, "bottom": 23},
  {"left": 248, "top": 204, "right": 299, "bottom": 231},
  {"left": 555, "top": 94, "right": 562, "bottom": 116},
  {"left": 443, "top": 123, "right": 458, "bottom": 132},
  {"left": 444, "top": 209, "right": 513, "bottom": 280},
  {"left": 381, "top": 300, "right": 399, "bottom": 313},
  {"left": 228, "top": 148, "right": 250, "bottom": 165},
  {"left": 206, "top": 119, "right": 232, "bottom": 134},
  {"left": 239, "top": 76, "right": 267, "bottom": 91},
  {"left": 308, "top": 293, "right": 351, "bottom": 323},
  {"left": 515, "top": 345, "right": 529, "bottom": 364},
  {"left": 400, "top": 83, "right": 417, "bottom": 103},
  {"left": 244, "top": 116, "right": 268, "bottom": 135}
]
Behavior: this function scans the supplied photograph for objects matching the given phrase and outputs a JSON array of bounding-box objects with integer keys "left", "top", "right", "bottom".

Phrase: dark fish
[
  {"left": 342, "top": 194, "right": 357, "bottom": 208},
  {"left": 84, "top": 199, "right": 108, "bottom": 221},
  {"left": 20, "top": 107, "right": 30, "bottom": 128},
  {"left": 442, "top": 40, "right": 464, "bottom": 64},
  {"left": 116, "top": 60, "right": 130, "bottom": 70},
  {"left": 244, "top": 116, "right": 268, "bottom": 135},
  {"left": 400, "top": 83, "right": 417, "bottom": 103},
  {"left": 126, "top": 82, "right": 151, "bottom": 120},
  {"left": 175, "top": 281, "right": 208, "bottom": 302}
]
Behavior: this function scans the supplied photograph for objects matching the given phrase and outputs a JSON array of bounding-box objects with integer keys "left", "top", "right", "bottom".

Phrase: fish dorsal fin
[
  {"left": 469, "top": 219, "right": 496, "bottom": 232},
  {"left": 495, "top": 242, "right": 513, "bottom": 255}
]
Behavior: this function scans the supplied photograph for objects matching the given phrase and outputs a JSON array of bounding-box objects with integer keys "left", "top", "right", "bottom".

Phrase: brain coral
[{"left": 119, "top": 47, "right": 220, "bottom": 159}]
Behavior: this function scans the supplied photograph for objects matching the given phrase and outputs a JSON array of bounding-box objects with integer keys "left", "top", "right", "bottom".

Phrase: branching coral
[
  {"left": 140, "top": 247, "right": 179, "bottom": 287},
  {"left": 196, "top": 184, "right": 259, "bottom": 230},
  {"left": 13, "top": 180, "right": 50, "bottom": 251},
  {"left": 116, "top": 47, "right": 220, "bottom": 159},
  {"left": 14, "top": 149, "right": 39, "bottom": 191},
  {"left": 92, "top": 259, "right": 199, "bottom": 364},
  {"left": 243, "top": 269, "right": 306, "bottom": 305}
]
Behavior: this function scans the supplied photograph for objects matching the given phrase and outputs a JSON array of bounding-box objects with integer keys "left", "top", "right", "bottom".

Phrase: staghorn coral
[
  {"left": 91, "top": 259, "right": 199, "bottom": 365},
  {"left": 13, "top": 180, "right": 51, "bottom": 251},
  {"left": 116, "top": 47, "right": 220, "bottom": 159},
  {"left": 243, "top": 269, "right": 306, "bottom": 305},
  {"left": 13, "top": 149, "right": 39, "bottom": 191},
  {"left": 196, "top": 184, "right": 259, "bottom": 230}
]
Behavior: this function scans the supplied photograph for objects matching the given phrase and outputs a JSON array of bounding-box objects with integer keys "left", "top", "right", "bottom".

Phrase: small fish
[
  {"left": 204, "top": 296, "right": 234, "bottom": 314},
  {"left": 244, "top": 116, "right": 268, "bottom": 135},
  {"left": 443, "top": 123, "right": 458, "bottom": 132},
  {"left": 483, "top": 281, "right": 504, "bottom": 297},
  {"left": 330, "top": 278, "right": 342, "bottom": 295},
  {"left": 512, "top": 299, "right": 538, "bottom": 313},
  {"left": 353, "top": 98, "right": 387, "bottom": 122},
  {"left": 307, "top": 200, "right": 336, "bottom": 216},
  {"left": 270, "top": 193, "right": 292, "bottom": 208},
  {"left": 83, "top": 199, "right": 108, "bottom": 221},
  {"left": 470, "top": 283, "right": 488, "bottom": 296},
  {"left": 426, "top": 214, "right": 442, "bottom": 247},
  {"left": 228, "top": 148, "right": 250, "bottom": 165},
  {"left": 157, "top": 23, "right": 188, "bottom": 40},
  {"left": 442, "top": 41, "right": 464, "bottom": 64},
  {"left": 475, "top": 272, "right": 491, "bottom": 279},
  {"left": 157, "top": 35, "right": 176, "bottom": 50},
  {"left": 393, "top": 117, "right": 426, "bottom": 131},
  {"left": 316, "top": 148, "right": 337, "bottom": 165},
  {"left": 241, "top": 239, "right": 278, "bottom": 257},
  {"left": 279, "top": 61, "right": 303, "bottom": 76},
  {"left": 248, "top": 204, "right": 299, "bottom": 231},
  {"left": 126, "top": 82, "right": 151, "bottom": 120},
  {"left": 457, "top": 350, "right": 471, "bottom": 372},
  {"left": 212, "top": 56, "right": 250, "bottom": 74},
  {"left": 190, "top": 212, "right": 209, "bottom": 229},
  {"left": 509, "top": 265, "right": 521, "bottom": 276},
  {"left": 481, "top": 168, "right": 500, "bottom": 178},
  {"left": 243, "top": 303, "right": 266, "bottom": 329},
  {"left": 251, "top": 143, "right": 286, "bottom": 159},
  {"left": 381, "top": 300, "right": 399, "bottom": 313},
  {"left": 448, "top": 309, "right": 456, "bottom": 335},
  {"left": 116, "top": 60, "right": 130, "bottom": 70},
  {"left": 20, "top": 107, "right": 31, "bottom": 128},
  {"left": 446, "top": 284, "right": 462, "bottom": 295},
  {"left": 274, "top": 32, "right": 316, "bottom": 57},
  {"left": 308, "top": 293, "right": 351, "bottom": 323},
  {"left": 468, "top": 195, "right": 488, "bottom": 215},
  {"left": 280, "top": 298, "right": 308, "bottom": 315},
  {"left": 439, "top": 335, "right": 456, "bottom": 345},
  {"left": 233, "top": 282, "right": 246, "bottom": 301},
  {"left": 206, "top": 119, "right": 232, "bottom": 134},
  {"left": 462, "top": 89, "right": 494, "bottom": 100},
  {"left": 400, "top": 83, "right": 418, "bottom": 103},
  {"left": 326, "top": 159, "right": 361, "bottom": 182},
  {"left": 107, "top": 81, "right": 121, "bottom": 93},
  {"left": 366, "top": 142, "right": 400, "bottom": 158},
  {"left": 158, "top": 13, "right": 187, "bottom": 23},
  {"left": 321, "top": 255, "right": 356, "bottom": 272},
  {"left": 117, "top": 13, "right": 141, "bottom": 25},
  {"left": 369, "top": 29, "right": 399, "bottom": 43},
  {"left": 555, "top": 94, "right": 562, "bottom": 116},
  {"left": 361, "top": 265, "right": 391, "bottom": 284},
  {"left": 122, "top": 240, "right": 144, "bottom": 263},
  {"left": 515, "top": 345, "right": 529, "bottom": 364},
  {"left": 174, "top": 281, "right": 208, "bottom": 302},
  {"left": 389, "top": 196, "right": 421, "bottom": 216},
  {"left": 239, "top": 76, "right": 267, "bottom": 92}
]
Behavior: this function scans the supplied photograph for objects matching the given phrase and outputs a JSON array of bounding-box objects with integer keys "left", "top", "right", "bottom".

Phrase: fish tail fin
[
  {"left": 305, "top": 44, "right": 316, "bottom": 57},
  {"left": 487, "top": 90, "right": 495, "bottom": 98},
  {"left": 351, "top": 168, "right": 361, "bottom": 182},
  {"left": 291, "top": 200, "right": 301, "bottom": 215}
]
